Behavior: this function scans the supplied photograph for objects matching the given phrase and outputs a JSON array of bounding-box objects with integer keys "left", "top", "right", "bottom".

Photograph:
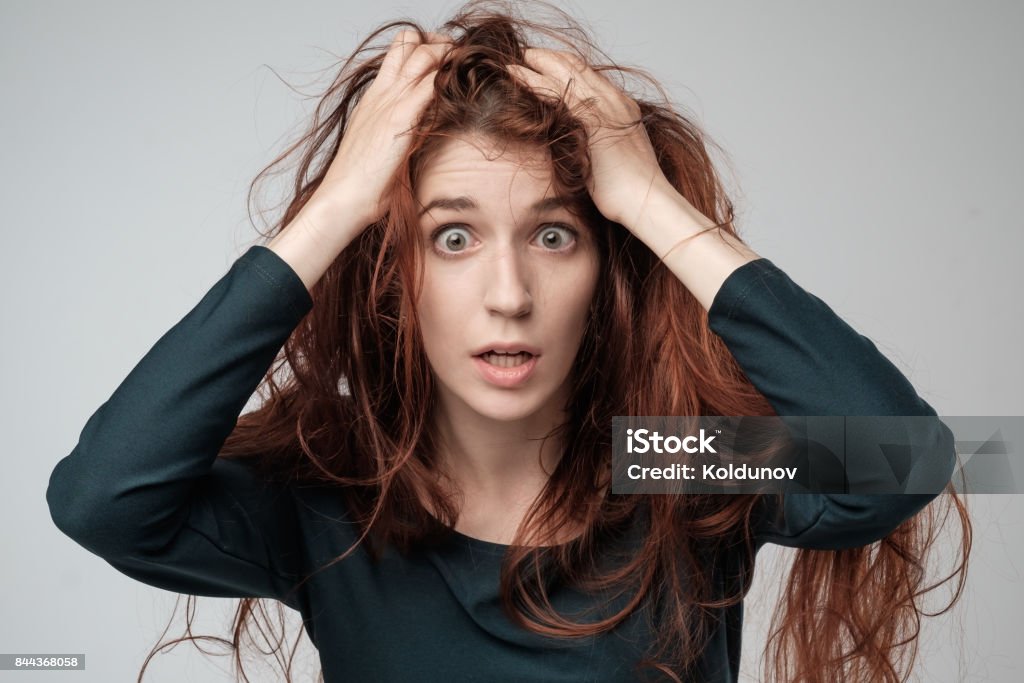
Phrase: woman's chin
[
  {"left": 467, "top": 395, "right": 542, "bottom": 423},
  {"left": 432, "top": 373, "right": 565, "bottom": 424}
]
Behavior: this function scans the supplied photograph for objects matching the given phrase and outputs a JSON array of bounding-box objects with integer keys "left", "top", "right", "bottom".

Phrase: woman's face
[{"left": 413, "top": 135, "right": 600, "bottom": 424}]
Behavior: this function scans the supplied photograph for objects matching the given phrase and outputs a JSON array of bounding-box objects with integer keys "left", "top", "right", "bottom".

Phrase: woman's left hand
[{"left": 506, "top": 48, "right": 673, "bottom": 230}]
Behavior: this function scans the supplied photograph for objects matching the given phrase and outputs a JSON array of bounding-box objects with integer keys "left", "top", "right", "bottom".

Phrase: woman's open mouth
[
  {"left": 473, "top": 351, "right": 538, "bottom": 387},
  {"left": 479, "top": 351, "right": 533, "bottom": 367}
]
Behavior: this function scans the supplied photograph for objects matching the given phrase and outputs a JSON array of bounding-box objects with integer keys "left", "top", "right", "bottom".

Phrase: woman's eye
[
  {"left": 535, "top": 225, "right": 577, "bottom": 250},
  {"left": 434, "top": 226, "right": 472, "bottom": 254},
  {"left": 430, "top": 223, "right": 578, "bottom": 257}
]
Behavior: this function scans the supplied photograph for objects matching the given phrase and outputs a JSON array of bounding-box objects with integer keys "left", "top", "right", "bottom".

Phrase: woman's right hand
[
  {"left": 267, "top": 29, "right": 451, "bottom": 293},
  {"left": 312, "top": 29, "right": 453, "bottom": 234}
]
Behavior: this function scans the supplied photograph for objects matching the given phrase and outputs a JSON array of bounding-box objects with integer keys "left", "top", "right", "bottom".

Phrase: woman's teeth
[{"left": 481, "top": 351, "right": 532, "bottom": 367}]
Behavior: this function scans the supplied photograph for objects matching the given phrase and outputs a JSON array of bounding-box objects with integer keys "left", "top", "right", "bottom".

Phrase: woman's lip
[
  {"left": 472, "top": 354, "right": 538, "bottom": 388},
  {"left": 470, "top": 343, "right": 542, "bottom": 356}
]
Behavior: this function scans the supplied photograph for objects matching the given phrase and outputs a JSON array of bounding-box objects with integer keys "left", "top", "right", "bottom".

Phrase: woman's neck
[
  {"left": 420, "top": 380, "right": 595, "bottom": 546},
  {"left": 433, "top": 402, "right": 565, "bottom": 497},
  {"left": 430, "top": 378, "right": 573, "bottom": 499}
]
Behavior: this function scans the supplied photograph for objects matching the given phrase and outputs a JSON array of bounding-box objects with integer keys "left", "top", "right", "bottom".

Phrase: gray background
[{"left": 3, "top": 0, "right": 1021, "bottom": 680}]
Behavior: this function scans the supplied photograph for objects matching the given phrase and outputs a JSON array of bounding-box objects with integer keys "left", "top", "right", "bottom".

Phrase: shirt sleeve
[
  {"left": 706, "top": 258, "right": 957, "bottom": 551},
  {"left": 46, "top": 246, "right": 313, "bottom": 608}
]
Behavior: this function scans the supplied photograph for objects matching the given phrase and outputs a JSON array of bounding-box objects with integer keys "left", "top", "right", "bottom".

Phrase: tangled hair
[{"left": 138, "top": 1, "right": 972, "bottom": 681}]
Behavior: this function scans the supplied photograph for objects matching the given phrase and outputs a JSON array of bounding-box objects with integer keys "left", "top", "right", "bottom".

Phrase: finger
[
  {"left": 380, "top": 29, "right": 422, "bottom": 79},
  {"left": 395, "top": 67, "right": 443, "bottom": 131},
  {"left": 422, "top": 30, "right": 453, "bottom": 44},
  {"left": 507, "top": 61, "right": 589, "bottom": 112},
  {"left": 522, "top": 47, "right": 604, "bottom": 97},
  {"left": 507, "top": 63, "right": 571, "bottom": 104},
  {"left": 520, "top": 49, "right": 634, "bottom": 128},
  {"left": 401, "top": 42, "right": 453, "bottom": 81},
  {"left": 508, "top": 60, "right": 610, "bottom": 137},
  {"left": 407, "top": 66, "right": 441, "bottom": 103}
]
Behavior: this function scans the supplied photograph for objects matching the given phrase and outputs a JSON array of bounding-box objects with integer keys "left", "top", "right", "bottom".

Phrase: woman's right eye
[{"left": 431, "top": 225, "right": 472, "bottom": 257}]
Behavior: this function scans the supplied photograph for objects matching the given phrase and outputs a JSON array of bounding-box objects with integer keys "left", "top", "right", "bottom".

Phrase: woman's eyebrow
[{"left": 418, "top": 195, "right": 567, "bottom": 217}]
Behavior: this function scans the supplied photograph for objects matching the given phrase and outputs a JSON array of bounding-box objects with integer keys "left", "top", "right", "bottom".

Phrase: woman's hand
[
  {"left": 311, "top": 29, "right": 453, "bottom": 231},
  {"left": 507, "top": 48, "right": 761, "bottom": 311},
  {"left": 506, "top": 49, "right": 682, "bottom": 231},
  {"left": 268, "top": 29, "right": 451, "bottom": 292}
]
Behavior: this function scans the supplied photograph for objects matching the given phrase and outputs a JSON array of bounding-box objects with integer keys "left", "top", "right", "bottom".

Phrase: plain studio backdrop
[{"left": 3, "top": 1, "right": 1021, "bottom": 681}]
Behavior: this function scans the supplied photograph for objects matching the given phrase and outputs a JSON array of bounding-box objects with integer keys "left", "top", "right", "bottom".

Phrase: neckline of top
[
  {"left": 416, "top": 493, "right": 594, "bottom": 553},
  {"left": 446, "top": 526, "right": 511, "bottom": 553}
]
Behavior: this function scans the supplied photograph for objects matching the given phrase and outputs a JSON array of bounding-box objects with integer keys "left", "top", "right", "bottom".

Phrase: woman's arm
[
  {"left": 266, "top": 197, "right": 367, "bottom": 294},
  {"left": 629, "top": 188, "right": 956, "bottom": 551},
  {"left": 705, "top": 258, "right": 956, "bottom": 550},
  {"left": 627, "top": 182, "right": 763, "bottom": 311},
  {"left": 46, "top": 243, "right": 314, "bottom": 607},
  {"left": 497, "top": 44, "right": 954, "bottom": 551},
  {"left": 70, "top": 30, "right": 456, "bottom": 598}
]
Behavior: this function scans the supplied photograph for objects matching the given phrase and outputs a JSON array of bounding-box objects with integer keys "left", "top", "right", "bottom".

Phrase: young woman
[{"left": 46, "top": 1, "right": 971, "bottom": 681}]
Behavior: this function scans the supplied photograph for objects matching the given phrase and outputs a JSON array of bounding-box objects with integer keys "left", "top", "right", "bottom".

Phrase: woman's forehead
[
  {"left": 415, "top": 143, "right": 568, "bottom": 211},
  {"left": 417, "top": 136, "right": 553, "bottom": 183}
]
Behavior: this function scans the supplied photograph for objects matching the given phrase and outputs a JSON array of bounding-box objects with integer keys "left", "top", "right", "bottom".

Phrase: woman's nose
[{"left": 483, "top": 247, "right": 533, "bottom": 318}]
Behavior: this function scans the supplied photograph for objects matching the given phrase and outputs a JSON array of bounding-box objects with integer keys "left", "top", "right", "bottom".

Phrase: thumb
[{"left": 407, "top": 67, "right": 440, "bottom": 105}]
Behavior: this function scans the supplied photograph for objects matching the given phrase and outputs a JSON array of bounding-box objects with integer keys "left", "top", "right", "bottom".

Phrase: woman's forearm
[
  {"left": 627, "top": 183, "right": 762, "bottom": 311},
  {"left": 266, "top": 198, "right": 369, "bottom": 294}
]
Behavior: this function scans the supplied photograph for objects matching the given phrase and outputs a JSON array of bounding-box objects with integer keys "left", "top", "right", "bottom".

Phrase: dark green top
[{"left": 46, "top": 246, "right": 955, "bottom": 682}]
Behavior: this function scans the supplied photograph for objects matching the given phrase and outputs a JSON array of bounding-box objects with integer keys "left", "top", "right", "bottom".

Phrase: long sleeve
[
  {"left": 706, "top": 258, "right": 956, "bottom": 551},
  {"left": 46, "top": 246, "right": 314, "bottom": 607}
]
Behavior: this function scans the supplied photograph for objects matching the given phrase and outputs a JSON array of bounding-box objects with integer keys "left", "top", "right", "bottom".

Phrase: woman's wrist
[
  {"left": 266, "top": 199, "right": 368, "bottom": 294},
  {"left": 627, "top": 184, "right": 762, "bottom": 312},
  {"left": 299, "top": 194, "right": 374, "bottom": 244}
]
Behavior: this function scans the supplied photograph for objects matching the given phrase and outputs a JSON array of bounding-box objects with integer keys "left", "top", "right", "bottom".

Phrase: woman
[{"left": 46, "top": 1, "right": 971, "bottom": 681}]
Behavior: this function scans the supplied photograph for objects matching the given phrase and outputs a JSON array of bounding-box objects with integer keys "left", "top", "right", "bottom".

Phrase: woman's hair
[{"left": 139, "top": 1, "right": 972, "bottom": 681}]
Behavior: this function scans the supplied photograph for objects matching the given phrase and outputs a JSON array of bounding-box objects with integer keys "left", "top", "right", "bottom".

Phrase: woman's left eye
[{"left": 534, "top": 225, "right": 577, "bottom": 250}]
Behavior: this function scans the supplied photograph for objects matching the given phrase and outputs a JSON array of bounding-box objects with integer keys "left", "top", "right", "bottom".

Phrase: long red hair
[{"left": 139, "top": 1, "right": 971, "bottom": 681}]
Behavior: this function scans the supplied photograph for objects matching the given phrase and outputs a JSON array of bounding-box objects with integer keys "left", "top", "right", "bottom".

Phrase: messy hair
[{"left": 139, "top": 1, "right": 971, "bottom": 681}]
